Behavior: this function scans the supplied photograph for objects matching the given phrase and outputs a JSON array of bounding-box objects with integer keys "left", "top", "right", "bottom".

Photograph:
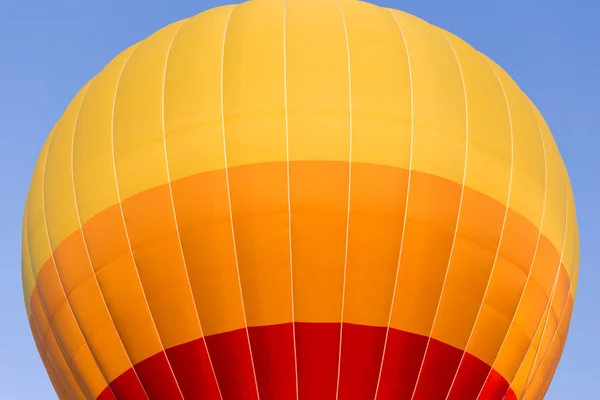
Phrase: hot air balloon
[{"left": 22, "top": 0, "right": 579, "bottom": 399}]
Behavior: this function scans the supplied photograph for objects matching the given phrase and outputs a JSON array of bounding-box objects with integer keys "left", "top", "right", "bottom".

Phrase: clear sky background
[{"left": 0, "top": 0, "right": 597, "bottom": 398}]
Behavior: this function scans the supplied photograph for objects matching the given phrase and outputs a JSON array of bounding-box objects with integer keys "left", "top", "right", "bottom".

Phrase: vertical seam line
[
  {"left": 522, "top": 291, "right": 571, "bottom": 399},
  {"left": 530, "top": 306, "right": 570, "bottom": 400},
  {"left": 444, "top": 57, "right": 515, "bottom": 400},
  {"left": 71, "top": 72, "right": 149, "bottom": 399},
  {"left": 161, "top": 18, "right": 224, "bottom": 400},
  {"left": 40, "top": 88, "right": 109, "bottom": 400},
  {"left": 30, "top": 305, "right": 75, "bottom": 399},
  {"left": 373, "top": 9, "right": 414, "bottom": 400},
  {"left": 475, "top": 79, "right": 549, "bottom": 400},
  {"left": 26, "top": 196, "right": 78, "bottom": 400},
  {"left": 408, "top": 32, "right": 470, "bottom": 400},
  {"left": 282, "top": 1, "right": 300, "bottom": 398},
  {"left": 109, "top": 43, "right": 185, "bottom": 400},
  {"left": 334, "top": 1, "right": 354, "bottom": 398},
  {"left": 42, "top": 349, "right": 71, "bottom": 399},
  {"left": 520, "top": 182, "right": 571, "bottom": 397},
  {"left": 512, "top": 176, "right": 569, "bottom": 398},
  {"left": 219, "top": 5, "right": 262, "bottom": 399}
]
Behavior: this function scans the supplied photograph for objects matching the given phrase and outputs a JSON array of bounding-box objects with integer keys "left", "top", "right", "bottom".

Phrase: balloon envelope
[{"left": 22, "top": 1, "right": 579, "bottom": 399}]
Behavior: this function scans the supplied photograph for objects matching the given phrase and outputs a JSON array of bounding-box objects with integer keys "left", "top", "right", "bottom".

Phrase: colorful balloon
[{"left": 22, "top": 0, "right": 579, "bottom": 399}]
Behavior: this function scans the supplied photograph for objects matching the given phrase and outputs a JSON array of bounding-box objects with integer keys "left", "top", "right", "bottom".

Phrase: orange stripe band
[{"left": 27, "top": 161, "right": 573, "bottom": 399}]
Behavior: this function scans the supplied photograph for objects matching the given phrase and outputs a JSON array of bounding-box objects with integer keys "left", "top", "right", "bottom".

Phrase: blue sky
[{"left": 0, "top": 0, "right": 597, "bottom": 398}]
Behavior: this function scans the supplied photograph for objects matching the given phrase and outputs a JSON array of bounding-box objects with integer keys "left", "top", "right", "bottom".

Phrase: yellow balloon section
[{"left": 22, "top": 1, "right": 578, "bottom": 399}]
